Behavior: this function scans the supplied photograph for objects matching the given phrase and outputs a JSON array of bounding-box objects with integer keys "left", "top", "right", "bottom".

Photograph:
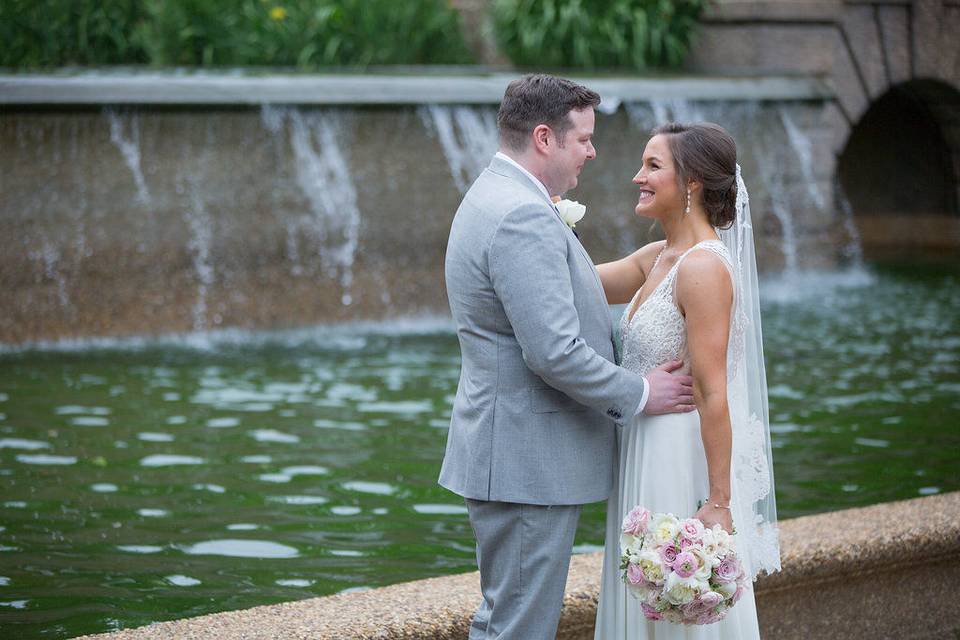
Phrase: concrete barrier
[{"left": 76, "top": 491, "right": 960, "bottom": 639}]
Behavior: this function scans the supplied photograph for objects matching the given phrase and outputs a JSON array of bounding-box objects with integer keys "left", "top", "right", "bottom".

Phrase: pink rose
[
  {"left": 699, "top": 591, "right": 723, "bottom": 608},
  {"left": 658, "top": 543, "right": 679, "bottom": 564},
  {"left": 672, "top": 551, "right": 697, "bottom": 578},
  {"left": 714, "top": 556, "right": 739, "bottom": 583},
  {"left": 680, "top": 518, "right": 704, "bottom": 543},
  {"left": 622, "top": 506, "right": 651, "bottom": 535},
  {"left": 732, "top": 584, "right": 745, "bottom": 603},
  {"left": 679, "top": 537, "right": 693, "bottom": 549},
  {"left": 641, "top": 602, "right": 662, "bottom": 621},
  {"left": 626, "top": 563, "right": 644, "bottom": 585},
  {"left": 681, "top": 600, "right": 704, "bottom": 619},
  {"left": 696, "top": 610, "right": 724, "bottom": 625}
]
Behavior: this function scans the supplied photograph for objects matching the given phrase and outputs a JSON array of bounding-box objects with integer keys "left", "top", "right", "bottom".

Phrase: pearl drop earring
[{"left": 684, "top": 188, "right": 691, "bottom": 216}]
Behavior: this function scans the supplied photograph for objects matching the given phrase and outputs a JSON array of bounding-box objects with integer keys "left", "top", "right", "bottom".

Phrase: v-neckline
[
  {"left": 625, "top": 270, "right": 671, "bottom": 326},
  {"left": 624, "top": 240, "right": 718, "bottom": 326}
]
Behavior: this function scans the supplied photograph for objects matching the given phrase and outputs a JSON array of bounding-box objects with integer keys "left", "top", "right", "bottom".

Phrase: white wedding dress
[{"left": 593, "top": 239, "right": 761, "bottom": 640}]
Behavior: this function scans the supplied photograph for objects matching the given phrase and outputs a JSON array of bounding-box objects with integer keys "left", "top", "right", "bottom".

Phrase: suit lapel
[{"left": 486, "top": 157, "right": 610, "bottom": 322}]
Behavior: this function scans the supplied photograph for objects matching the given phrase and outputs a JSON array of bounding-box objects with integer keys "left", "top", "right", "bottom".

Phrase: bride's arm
[
  {"left": 676, "top": 251, "right": 735, "bottom": 532},
  {"left": 595, "top": 240, "right": 664, "bottom": 304}
]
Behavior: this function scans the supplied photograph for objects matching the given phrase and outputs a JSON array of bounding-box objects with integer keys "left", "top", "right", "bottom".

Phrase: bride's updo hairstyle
[{"left": 651, "top": 122, "right": 738, "bottom": 229}]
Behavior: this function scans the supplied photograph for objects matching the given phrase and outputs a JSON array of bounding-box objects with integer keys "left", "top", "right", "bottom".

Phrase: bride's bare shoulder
[
  {"left": 675, "top": 248, "right": 733, "bottom": 308},
  {"left": 630, "top": 240, "right": 667, "bottom": 275}
]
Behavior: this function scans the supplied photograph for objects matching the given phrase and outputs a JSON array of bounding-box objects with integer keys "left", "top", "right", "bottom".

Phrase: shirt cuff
[{"left": 634, "top": 375, "right": 650, "bottom": 417}]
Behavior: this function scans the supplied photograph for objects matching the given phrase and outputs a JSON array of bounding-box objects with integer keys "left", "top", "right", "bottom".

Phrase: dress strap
[
  {"left": 673, "top": 239, "right": 730, "bottom": 270},
  {"left": 663, "top": 240, "right": 731, "bottom": 294}
]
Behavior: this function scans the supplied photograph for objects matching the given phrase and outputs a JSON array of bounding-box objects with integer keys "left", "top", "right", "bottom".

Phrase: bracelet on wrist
[{"left": 706, "top": 500, "right": 731, "bottom": 510}]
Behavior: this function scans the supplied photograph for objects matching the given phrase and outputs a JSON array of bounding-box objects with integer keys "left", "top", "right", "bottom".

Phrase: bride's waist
[{"left": 622, "top": 358, "right": 691, "bottom": 377}]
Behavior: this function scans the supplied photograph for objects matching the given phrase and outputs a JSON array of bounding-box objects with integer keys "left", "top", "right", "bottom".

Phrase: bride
[{"left": 593, "top": 122, "right": 781, "bottom": 639}]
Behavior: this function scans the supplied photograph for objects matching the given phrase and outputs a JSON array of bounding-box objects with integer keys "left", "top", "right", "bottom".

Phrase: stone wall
[{"left": 74, "top": 491, "right": 960, "bottom": 639}]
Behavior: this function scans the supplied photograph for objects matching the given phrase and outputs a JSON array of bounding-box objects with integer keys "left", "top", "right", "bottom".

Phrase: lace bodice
[{"left": 619, "top": 240, "right": 731, "bottom": 376}]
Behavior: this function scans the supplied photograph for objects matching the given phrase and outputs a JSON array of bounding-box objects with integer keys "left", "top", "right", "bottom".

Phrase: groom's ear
[{"left": 532, "top": 124, "right": 553, "bottom": 154}]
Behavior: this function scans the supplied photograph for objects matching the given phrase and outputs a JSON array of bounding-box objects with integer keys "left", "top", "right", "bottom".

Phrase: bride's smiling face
[{"left": 633, "top": 134, "right": 682, "bottom": 220}]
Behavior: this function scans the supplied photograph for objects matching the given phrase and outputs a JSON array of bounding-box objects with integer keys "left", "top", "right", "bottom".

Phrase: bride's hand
[{"left": 694, "top": 503, "right": 733, "bottom": 534}]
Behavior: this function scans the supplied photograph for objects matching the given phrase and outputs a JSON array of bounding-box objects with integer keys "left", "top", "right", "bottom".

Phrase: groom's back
[{"left": 440, "top": 159, "right": 619, "bottom": 505}]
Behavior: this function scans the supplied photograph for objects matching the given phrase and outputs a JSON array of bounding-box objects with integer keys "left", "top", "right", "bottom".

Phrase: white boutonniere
[{"left": 554, "top": 198, "right": 586, "bottom": 229}]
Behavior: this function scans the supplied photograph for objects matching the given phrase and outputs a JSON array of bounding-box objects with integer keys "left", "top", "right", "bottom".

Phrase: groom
[{"left": 439, "top": 74, "right": 694, "bottom": 639}]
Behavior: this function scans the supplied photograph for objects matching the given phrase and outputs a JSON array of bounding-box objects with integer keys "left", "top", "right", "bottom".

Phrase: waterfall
[
  {"left": 780, "top": 107, "right": 866, "bottom": 268},
  {"left": 625, "top": 98, "right": 715, "bottom": 132},
  {"left": 30, "top": 239, "right": 70, "bottom": 309},
  {"left": 759, "top": 149, "right": 800, "bottom": 277},
  {"left": 779, "top": 109, "right": 826, "bottom": 210},
  {"left": 834, "top": 177, "right": 865, "bottom": 267},
  {"left": 261, "top": 106, "right": 360, "bottom": 306},
  {"left": 421, "top": 106, "right": 498, "bottom": 194},
  {"left": 181, "top": 180, "right": 216, "bottom": 332},
  {"left": 105, "top": 109, "right": 151, "bottom": 205}
]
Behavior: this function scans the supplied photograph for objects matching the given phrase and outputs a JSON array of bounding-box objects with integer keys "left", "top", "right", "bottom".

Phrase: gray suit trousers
[{"left": 465, "top": 498, "right": 582, "bottom": 640}]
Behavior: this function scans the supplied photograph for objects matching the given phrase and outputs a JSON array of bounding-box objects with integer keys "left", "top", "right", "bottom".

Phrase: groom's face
[{"left": 547, "top": 107, "right": 596, "bottom": 194}]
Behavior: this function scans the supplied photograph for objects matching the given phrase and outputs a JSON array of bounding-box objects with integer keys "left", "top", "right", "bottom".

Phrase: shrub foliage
[
  {"left": 492, "top": 0, "right": 707, "bottom": 70},
  {"left": 0, "top": 0, "right": 474, "bottom": 68}
]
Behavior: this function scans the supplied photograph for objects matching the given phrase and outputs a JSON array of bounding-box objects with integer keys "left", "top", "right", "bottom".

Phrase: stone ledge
[
  {"left": 0, "top": 72, "right": 833, "bottom": 106},
  {"left": 703, "top": 0, "right": 844, "bottom": 23},
  {"left": 76, "top": 491, "right": 960, "bottom": 640}
]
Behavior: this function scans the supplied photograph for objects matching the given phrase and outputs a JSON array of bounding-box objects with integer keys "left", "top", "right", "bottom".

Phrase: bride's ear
[{"left": 686, "top": 178, "right": 702, "bottom": 196}]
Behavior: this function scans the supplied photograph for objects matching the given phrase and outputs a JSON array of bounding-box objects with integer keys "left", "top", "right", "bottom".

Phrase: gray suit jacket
[{"left": 439, "top": 156, "right": 647, "bottom": 506}]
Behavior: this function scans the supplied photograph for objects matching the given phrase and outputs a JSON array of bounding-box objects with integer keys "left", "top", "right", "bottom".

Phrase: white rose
[
  {"left": 651, "top": 513, "right": 680, "bottom": 544},
  {"left": 638, "top": 549, "right": 665, "bottom": 583},
  {"left": 620, "top": 532, "right": 643, "bottom": 554},
  {"left": 700, "top": 529, "right": 719, "bottom": 563},
  {"left": 662, "top": 609, "right": 683, "bottom": 624},
  {"left": 664, "top": 572, "right": 698, "bottom": 605},
  {"left": 716, "top": 580, "right": 737, "bottom": 599},
  {"left": 714, "top": 528, "right": 733, "bottom": 551},
  {"left": 555, "top": 199, "right": 586, "bottom": 228},
  {"left": 689, "top": 548, "right": 713, "bottom": 580}
]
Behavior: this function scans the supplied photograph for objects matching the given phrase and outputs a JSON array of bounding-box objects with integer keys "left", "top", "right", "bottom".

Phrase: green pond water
[{"left": 0, "top": 263, "right": 958, "bottom": 638}]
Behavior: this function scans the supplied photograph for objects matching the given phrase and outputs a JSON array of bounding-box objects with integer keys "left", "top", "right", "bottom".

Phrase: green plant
[
  {"left": 491, "top": 0, "right": 707, "bottom": 70},
  {"left": 0, "top": 0, "right": 149, "bottom": 67},
  {"left": 0, "top": 0, "right": 473, "bottom": 69}
]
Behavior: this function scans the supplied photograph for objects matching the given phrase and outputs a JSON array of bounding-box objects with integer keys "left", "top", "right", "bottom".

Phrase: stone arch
[
  {"left": 828, "top": 1, "right": 960, "bottom": 255},
  {"left": 838, "top": 79, "right": 959, "bottom": 217}
]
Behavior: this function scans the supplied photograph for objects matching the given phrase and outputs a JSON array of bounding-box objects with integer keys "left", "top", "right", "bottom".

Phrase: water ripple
[
  {"left": 117, "top": 545, "right": 164, "bottom": 554},
  {"left": 250, "top": 429, "right": 299, "bottom": 444},
  {"left": 55, "top": 405, "right": 111, "bottom": 415},
  {"left": 268, "top": 495, "right": 328, "bottom": 506},
  {"left": 341, "top": 481, "right": 396, "bottom": 496},
  {"left": 206, "top": 417, "right": 240, "bottom": 428},
  {"left": 137, "top": 432, "right": 174, "bottom": 442},
  {"left": 357, "top": 401, "right": 432, "bottom": 414},
  {"left": 16, "top": 454, "right": 77, "bottom": 465},
  {"left": 179, "top": 539, "right": 299, "bottom": 558},
  {"left": 70, "top": 416, "right": 110, "bottom": 427},
  {"left": 412, "top": 504, "right": 468, "bottom": 515},
  {"left": 140, "top": 454, "right": 206, "bottom": 467},
  {"left": 276, "top": 578, "right": 313, "bottom": 587},
  {"left": 0, "top": 438, "right": 50, "bottom": 450}
]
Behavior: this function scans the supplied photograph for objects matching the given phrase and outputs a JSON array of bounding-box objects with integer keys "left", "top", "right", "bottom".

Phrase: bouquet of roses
[{"left": 619, "top": 505, "right": 748, "bottom": 625}]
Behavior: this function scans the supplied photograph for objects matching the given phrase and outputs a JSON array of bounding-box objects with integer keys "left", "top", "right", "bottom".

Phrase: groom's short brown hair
[{"left": 497, "top": 74, "right": 601, "bottom": 152}]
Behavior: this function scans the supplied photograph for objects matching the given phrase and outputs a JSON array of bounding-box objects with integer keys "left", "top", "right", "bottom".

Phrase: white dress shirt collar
[{"left": 495, "top": 151, "right": 553, "bottom": 204}]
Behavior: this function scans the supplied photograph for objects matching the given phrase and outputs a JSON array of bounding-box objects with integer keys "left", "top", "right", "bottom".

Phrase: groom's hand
[{"left": 642, "top": 360, "right": 695, "bottom": 416}]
